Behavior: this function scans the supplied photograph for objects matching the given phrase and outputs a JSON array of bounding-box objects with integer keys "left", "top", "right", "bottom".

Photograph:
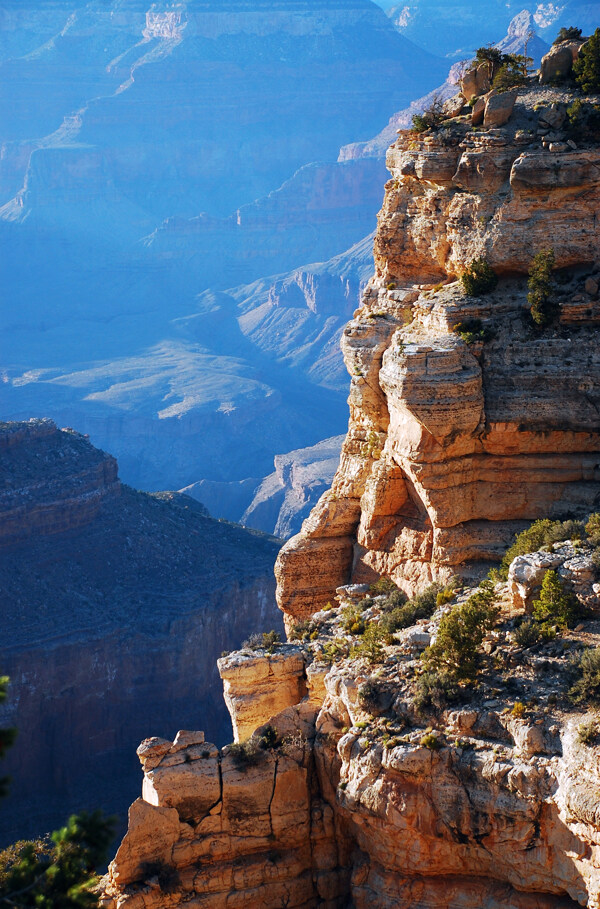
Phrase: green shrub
[
  {"left": 351, "top": 622, "right": 386, "bottom": 664},
  {"left": 492, "top": 59, "right": 528, "bottom": 91},
  {"left": 553, "top": 26, "right": 582, "bottom": 45},
  {"left": 460, "top": 258, "right": 498, "bottom": 296},
  {"left": 453, "top": 318, "right": 493, "bottom": 345},
  {"left": 358, "top": 678, "right": 391, "bottom": 714},
  {"left": 242, "top": 630, "right": 281, "bottom": 653},
  {"left": 370, "top": 576, "right": 399, "bottom": 595},
  {"left": 413, "top": 669, "right": 458, "bottom": 715},
  {"left": 586, "top": 513, "right": 600, "bottom": 537},
  {"left": 411, "top": 93, "right": 446, "bottom": 133},
  {"left": 511, "top": 701, "right": 526, "bottom": 718},
  {"left": 577, "top": 719, "right": 599, "bottom": 745},
  {"left": 379, "top": 583, "right": 441, "bottom": 639},
  {"left": 228, "top": 739, "right": 263, "bottom": 769},
  {"left": 420, "top": 731, "right": 441, "bottom": 750},
  {"left": 528, "top": 248, "right": 558, "bottom": 327},
  {"left": 500, "top": 518, "right": 584, "bottom": 577},
  {"left": 436, "top": 587, "right": 455, "bottom": 607},
  {"left": 422, "top": 582, "right": 498, "bottom": 681},
  {"left": 342, "top": 605, "right": 366, "bottom": 636},
  {"left": 513, "top": 617, "right": 544, "bottom": 647},
  {"left": 570, "top": 648, "right": 600, "bottom": 704},
  {"left": 474, "top": 45, "right": 505, "bottom": 82},
  {"left": 566, "top": 99, "right": 600, "bottom": 139},
  {"left": 573, "top": 28, "right": 600, "bottom": 93},
  {"left": 531, "top": 569, "right": 579, "bottom": 633}
]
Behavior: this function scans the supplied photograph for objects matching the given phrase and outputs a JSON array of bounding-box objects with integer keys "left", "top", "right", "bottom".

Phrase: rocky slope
[
  {"left": 100, "top": 535, "right": 600, "bottom": 909},
  {"left": 0, "top": 420, "right": 282, "bottom": 845}
]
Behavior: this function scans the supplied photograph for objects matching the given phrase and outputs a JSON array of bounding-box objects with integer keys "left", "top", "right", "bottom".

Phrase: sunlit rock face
[
  {"left": 0, "top": 420, "right": 282, "bottom": 846},
  {"left": 276, "top": 85, "right": 600, "bottom": 620}
]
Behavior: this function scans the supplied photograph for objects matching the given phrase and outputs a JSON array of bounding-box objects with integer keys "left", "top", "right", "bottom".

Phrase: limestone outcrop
[
  {"left": 103, "top": 557, "right": 600, "bottom": 908},
  {"left": 276, "top": 83, "right": 600, "bottom": 619}
]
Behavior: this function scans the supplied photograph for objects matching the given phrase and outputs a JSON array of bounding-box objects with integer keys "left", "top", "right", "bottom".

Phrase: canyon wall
[
  {"left": 276, "top": 83, "right": 600, "bottom": 619},
  {"left": 0, "top": 421, "right": 282, "bottom": 845}
]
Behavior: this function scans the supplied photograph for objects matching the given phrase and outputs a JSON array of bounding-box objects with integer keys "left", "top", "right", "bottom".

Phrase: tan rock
[
  {"left": 143, "top": 744, "right": 220, "bottom": 821},
  {"left": 442, "top": 92, "right": 466, "bottom": 119},
  {"left": 539, "top": 40, "right": 584, "bottom": 84},
  {"left": 218, "top": 647, "right": 307, "bottom": 742},
  {"left": 460, "top": 62, "right": 491, "bottom": 101},
  {"left": 109, "top": 798, "right": 181, "bottom": 887},
  {"left": 483, "top": 89, "right": 517, "bottom": 128}
]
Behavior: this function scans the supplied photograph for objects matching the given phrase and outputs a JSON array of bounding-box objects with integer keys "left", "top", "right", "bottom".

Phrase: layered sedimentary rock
[
  {"left": 0, "top": 418, "right": 119, "bottom": 545},
  {"left": 102, "top": 556, "right": 600, "bottom": 908},
  {"left": 276, "top": 83, "right": 600, "bottom": 620},
  {"left": 0, "top": 420, "right": 281, "bottom": 845}
]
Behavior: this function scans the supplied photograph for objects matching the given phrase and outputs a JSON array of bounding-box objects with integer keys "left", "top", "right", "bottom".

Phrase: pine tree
[
  {"left": 0, "top": 675, "right": 115, "bottom": 907},
  {"left": 573, "top": 28, "right": 600, "bottom": 93}
]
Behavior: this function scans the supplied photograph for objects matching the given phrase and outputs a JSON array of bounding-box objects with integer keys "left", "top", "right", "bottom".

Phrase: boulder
[
  {"left": 484, "top": 90, "right": 517, "bottom": 128},
  {"left": 442, "top": 92, "right": 466, "bottom": 119},
  {"left": 461, "top": 62, "right": 491, "bottom": 101},
  {"left": 539, "top": 40, "right": 584, "bottom": 84},
  {"left": 507, "top": 551, "right": 564, "bottom": 610},
  {"left": 538, "top": 102, "right": 567, "bottom": 131}
]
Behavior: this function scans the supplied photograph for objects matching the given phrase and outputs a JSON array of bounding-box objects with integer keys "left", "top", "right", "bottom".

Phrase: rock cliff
[
  {"left": 0, "top": 420, "right": 281, "bottom": 845},
  {"left": 100, "top": 78, "right": 600, "bottom": 908},
  {"left": 276, "top": 81, "right": 600, "bottom": 620}
]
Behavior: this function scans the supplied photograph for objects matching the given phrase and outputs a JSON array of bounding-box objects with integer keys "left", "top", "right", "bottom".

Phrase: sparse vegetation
[
  {"left": 228, "top": 725, "right": 279, "bottom": 769},
  {"left": 528, "top": 248, "right": 557, "bottom": 327},
  {"left": 421, "top": 582, "right": 498, "bottom": 682},
  {"left": 500, "top": 518, "right": 585, "bottom": 578},
  {"left": 358, "top": 678, "right": 391, "bottom": 714},
  {"left": 351, "top": 622, "right": 386, "bottom": 664},
  {"left": 553, "top": 26, "right": 582, "bottom": 45},
  {"left": 241, "top": 630, "right": 281, "bottom": 653},
  {"left": 413, "top": 669, "right": 459, "bottom": 715},
  {"left": 420, "top": 731, "right": 441, "bottom": 750},
  {"left": 577, "top": 719, "right": 599, "bottom": 745},
  {"left": 566, "top": 99, "right": 600, "bottom": 140},
  {"left": 511, "top": 701, "right": 526, "bottom": 718},
  {"left": 459, "top": 258, "right": 498, "bottom": 297},
  {"left": 569, "top": 648, "right": 600, "bottom": 705},
  {"left": 411, "top": 93, "right": 446, "bottom": 133},
  {"left": 342, "top": 605, "right": 367, "bottom": 636},
  {"left": 573, "top": 28, "right": 600, "bottom": 93},
  {"left": 378, "top": 584, "right": 441, "bottom": 641},
  {"left": 453, "top": 318, "right": 493, "bottom": 345}
]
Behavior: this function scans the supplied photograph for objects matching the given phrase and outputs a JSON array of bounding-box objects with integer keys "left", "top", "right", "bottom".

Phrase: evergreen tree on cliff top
[
  {"left": 0, "top": 675, "right": 114, "bottom": 908},
  {"left": 573, "top": 28, "right": 600, "bottom": 93}
]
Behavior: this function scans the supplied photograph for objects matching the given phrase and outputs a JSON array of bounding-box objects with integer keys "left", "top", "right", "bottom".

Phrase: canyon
[
  {"left": 0, "top": 0, "right": 447, "bottom": 503},
  {"left": 100, "top": 62, "right": 600, "bottom": 908},
  {"left": 0, "top": 419, "right": 282, "bottom": 845}
]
